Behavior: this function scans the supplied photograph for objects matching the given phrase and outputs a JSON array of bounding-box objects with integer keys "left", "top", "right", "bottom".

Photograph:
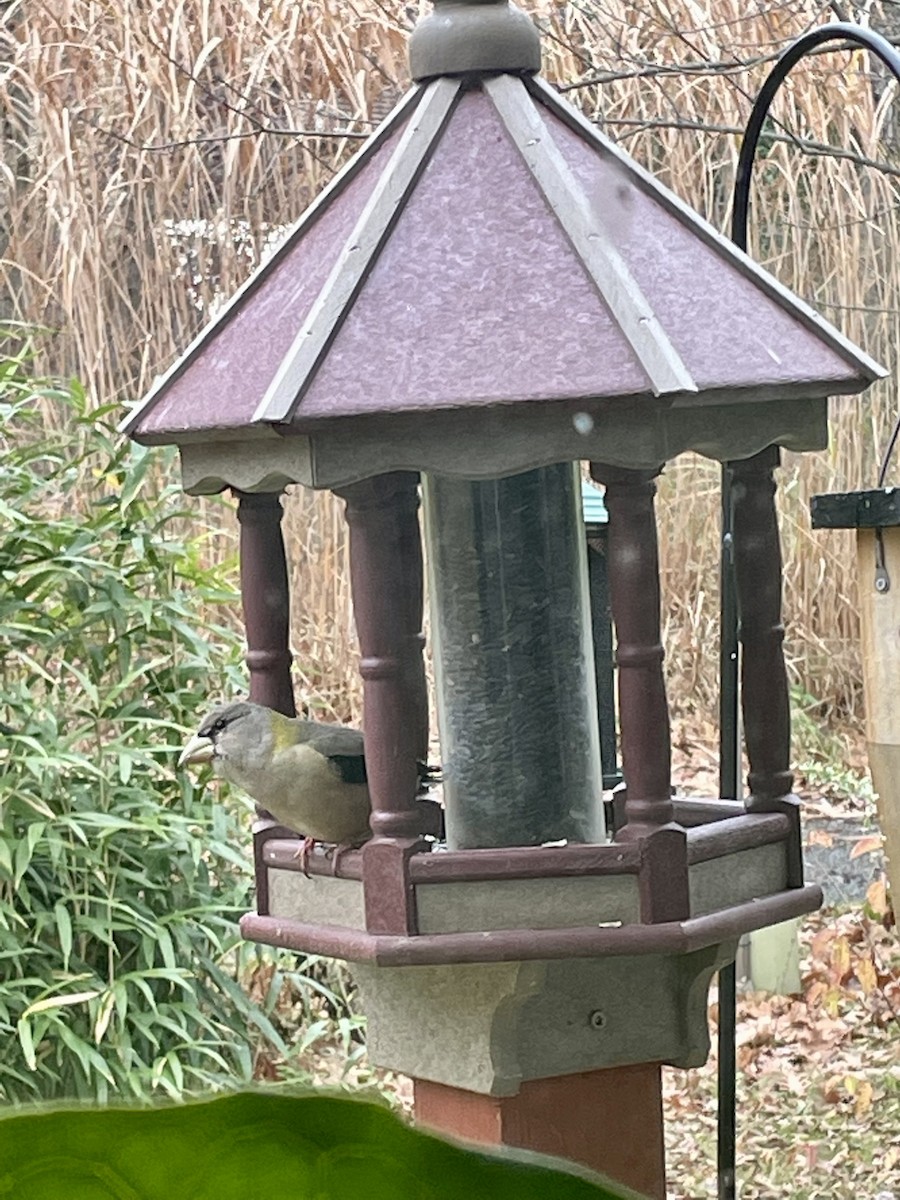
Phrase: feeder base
[{"left": 355, "top": 942, "right": 734, "bottom": 1096}]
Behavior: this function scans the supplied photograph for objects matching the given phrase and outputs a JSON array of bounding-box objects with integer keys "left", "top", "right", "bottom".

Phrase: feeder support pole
[
  {"left": 729, "top": 448, "right": 794, "bottom": 806},
  {"left": 335, "top": 471, "right": 430, "bottom": 838},
  {"left": 336, "top": 472, "right": 435, "bottom": 937},
  {"left": 591, "top": 463, "right": 673, "bottom": 839},
  {"left": 234, "top": 490, "right": 296, "bottom": 717},
  {"left": 415, "top": 1068, "right": 666, "bottom": 1200}
]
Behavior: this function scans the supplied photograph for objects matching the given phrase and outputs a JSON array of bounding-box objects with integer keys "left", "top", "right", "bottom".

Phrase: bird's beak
[{"left": 178, "top": 734, "right": 215, "bottom": 768}]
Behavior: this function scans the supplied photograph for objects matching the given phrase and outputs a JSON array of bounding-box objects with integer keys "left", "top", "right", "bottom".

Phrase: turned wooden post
[
  {"left": 591, "top": 464, "right": 673, "bottom": 839},
  {"left": 234, "top": 491, "right": 295, "bottom": 717},
  {"left": 335, "top": 473, "right": 433, "bottom": 934},
  {"left": 335, "top": 472, "right": 428, "bottom": 836},
  {"left": 729, "top": 448, "right": 794, "bottom": 808}
]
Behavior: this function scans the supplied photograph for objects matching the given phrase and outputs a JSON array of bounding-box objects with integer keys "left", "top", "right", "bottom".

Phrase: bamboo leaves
[{"left": 0, "top": 341, "right": 266, "bottom": 1102}]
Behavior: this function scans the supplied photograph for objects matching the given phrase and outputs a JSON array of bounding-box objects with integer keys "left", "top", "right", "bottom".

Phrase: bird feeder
[
  {"left": 810, "top": 488, "right": 900, "bottom": 907},
  {"left": 124, "top": 3, "right": 884, "bottom": 1194}
]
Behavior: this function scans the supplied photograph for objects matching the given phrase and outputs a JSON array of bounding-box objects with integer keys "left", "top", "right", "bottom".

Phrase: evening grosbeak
[{"left": 178, "top": 700, "right": 440, "bottom": 872}]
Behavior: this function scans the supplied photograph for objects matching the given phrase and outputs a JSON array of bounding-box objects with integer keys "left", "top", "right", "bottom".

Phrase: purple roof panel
[
  {"left": 139, "top": 131, "right": 401, "bottom": 437},
  {"left": 132, "top": 74, "right": 878, "bottom": 447},
  {"left": 295, "top": 89, "right": 649, "bottom": 421},
  {"left": 546, "top": 108, "right": 858, "bottom": 392}
]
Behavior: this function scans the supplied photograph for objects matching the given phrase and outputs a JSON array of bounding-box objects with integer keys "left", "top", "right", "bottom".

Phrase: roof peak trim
[
  {"left": 253, "top": 76, "right": 463, "bottom": 426},
  {"left": 485, "top": 74, "right": 696, "bottom": 399}
]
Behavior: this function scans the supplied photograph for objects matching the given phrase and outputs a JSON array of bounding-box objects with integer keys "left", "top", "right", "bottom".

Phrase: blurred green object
[{"left": 0, "top": 1091, "right": 644, "bottom": 1199}]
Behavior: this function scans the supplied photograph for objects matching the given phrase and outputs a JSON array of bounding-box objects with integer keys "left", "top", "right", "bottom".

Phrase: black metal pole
[
  {"left": 721, "top": 24, "right": 900, "bottom": 1197},
  {"left": 717, "top": 468, "right": 739, "bottom": 1200},
  {"left": 717, "top": 959, "right": 738, "bottom": 1200},
  {"left": 718, "top": 472, "right": 739, "bottom": 804}
]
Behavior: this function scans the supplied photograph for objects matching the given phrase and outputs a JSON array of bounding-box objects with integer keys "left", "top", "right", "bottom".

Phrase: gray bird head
[{"left": 178, "top": 701, "right": 279, "bottom": 781}]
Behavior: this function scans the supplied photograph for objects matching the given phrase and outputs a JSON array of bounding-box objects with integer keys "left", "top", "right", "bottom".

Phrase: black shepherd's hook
[
  {"left": 719, "top": 23, "right": 900, "bottom": 1200},
  {"left": 732, "top": 23, "right": 900, "bottom": 256}
]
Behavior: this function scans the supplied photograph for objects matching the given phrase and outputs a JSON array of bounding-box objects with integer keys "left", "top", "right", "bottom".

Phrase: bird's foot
[
  {"left": 325, "top": 839, "right": 364, "bottom": 876},
  {"left": 292, "top": 836, "right": 318, "bottom": 878}
]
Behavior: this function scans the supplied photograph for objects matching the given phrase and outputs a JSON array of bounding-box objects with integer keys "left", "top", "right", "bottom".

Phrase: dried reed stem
[{"left": 2, "top": 0, "right": 898, "bottom": 732}]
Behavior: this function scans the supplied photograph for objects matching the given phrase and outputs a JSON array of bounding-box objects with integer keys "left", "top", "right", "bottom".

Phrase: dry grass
[{"left": 3, "top": 0, "right": 900, "bottom": 730}]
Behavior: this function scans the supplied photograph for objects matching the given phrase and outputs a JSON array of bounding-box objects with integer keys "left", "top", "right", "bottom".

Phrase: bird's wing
[
  {"left": 306, "top": 728, "right": 368, "bottom": 785},
  {"left": 299, "top": 721, "right": 442, "bottom": 791},
  {"left": 325, "top": 754, "right": 368, "bottom": 785}
]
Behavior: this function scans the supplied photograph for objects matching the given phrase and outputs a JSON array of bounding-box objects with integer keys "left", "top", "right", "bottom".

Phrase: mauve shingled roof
[{"left": 124, "top": 73, "right": 883, "bottom": 446}]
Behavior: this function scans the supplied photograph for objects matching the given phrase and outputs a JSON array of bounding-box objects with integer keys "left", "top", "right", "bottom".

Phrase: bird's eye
[{"left": 211, "top": 718, "right": 227, "bottom": 735}]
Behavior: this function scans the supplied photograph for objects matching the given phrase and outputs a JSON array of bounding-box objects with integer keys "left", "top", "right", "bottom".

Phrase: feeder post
[
  {"left": 590, "top": 463, "right": 673, "bottom": 839},
  {"left": 400, "top": 478, "right": 430, "bottom": 764},
  {"left": 234, "top": 490, "right": 295, "bottom": 717},
  {"left": 336, "top": 472, "right": 428, "bottom": 836},
  {"left": 336, "top": 472, "right": 434, "bottom": 936},
  {"left": 414, "top": 1068, "right": 666, "bottom": 1200},
  {"left": 729, "top": 448, "right": 794, "bottom": 807}
]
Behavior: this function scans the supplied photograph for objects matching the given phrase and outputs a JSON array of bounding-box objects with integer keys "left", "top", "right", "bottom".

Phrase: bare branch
[
  {"left": 84, "top": 118, "right": 368, "bottom": 153},
  {"left": 604, "top": 116, "right": 900, "bottom": 179}
]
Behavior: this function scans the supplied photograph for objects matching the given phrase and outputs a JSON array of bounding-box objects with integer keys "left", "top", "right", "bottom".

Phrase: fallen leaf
[
  {"left": 866, "top": 878, "right": 890, "bottom": 920},
  {"left": 805, "top": 980, "right": 827, "bottom": 1006},
  {"left": 850, "top": 834, "right": 883, "bottom": 859},
  {"left": 854, "top": 955, "right": 878, "bottom": 996},
  {"left": 811, "top": 928, "right": 835, "bottom": 960},
  {"left": 824, "top": 986, "right": 843, "bottom": 1018},
  {"left": 830, "top": 937, "right": 852, "bottom": 983},
  {"left": 854, "top": 1078, "right": 874, "bottom": 1118},
  {"left": 808, "top": 828, "right": 834, "bottom": 848}
]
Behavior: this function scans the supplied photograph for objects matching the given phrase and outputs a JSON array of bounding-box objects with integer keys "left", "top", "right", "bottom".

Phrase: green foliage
[
  {"left": 791, "top": 685, "right": 874, "bottom": 803},
  {"left": 0, "top": 1091, "right": 642, "bottom": 1198},
  {"left": 0, "top": 333, "right": 277, "bottom": 1102}
]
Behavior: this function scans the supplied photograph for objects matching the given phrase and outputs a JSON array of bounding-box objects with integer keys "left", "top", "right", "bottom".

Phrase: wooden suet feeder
[
  {"left": 810, "top": 488, "right": 900, "bottom": 908},
  {"left": 124, "top": 3, "right": 884, "bottom": 1194}
]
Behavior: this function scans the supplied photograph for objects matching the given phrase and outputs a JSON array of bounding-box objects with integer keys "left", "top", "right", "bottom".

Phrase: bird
[{"left": 178, "top": 700, "right": 441, "bottom": 874}]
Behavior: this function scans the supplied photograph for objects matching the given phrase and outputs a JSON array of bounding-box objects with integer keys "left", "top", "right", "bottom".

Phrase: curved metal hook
[
  {"left": 732, "top": 22, "right": 900, "bottom": 253},
  {"left": 733, "top": 22, "right": 900, "bottom": 488},
  {"left": 720, "top": 29, "right": 900, "bottom": 1196}
]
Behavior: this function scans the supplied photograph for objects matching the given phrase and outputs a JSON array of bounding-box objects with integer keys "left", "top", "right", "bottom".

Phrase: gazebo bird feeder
[{"left": 124, "top": 4, "right": 885, "bottom": 1196}]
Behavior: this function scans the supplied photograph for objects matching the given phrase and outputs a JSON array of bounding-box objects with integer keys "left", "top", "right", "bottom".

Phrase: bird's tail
[
  {"left": 416, "top": 762, "right": 444, "bottom": 840},
  {"left": 416, "top": 761, "right": 442, "bottom": 793}
]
